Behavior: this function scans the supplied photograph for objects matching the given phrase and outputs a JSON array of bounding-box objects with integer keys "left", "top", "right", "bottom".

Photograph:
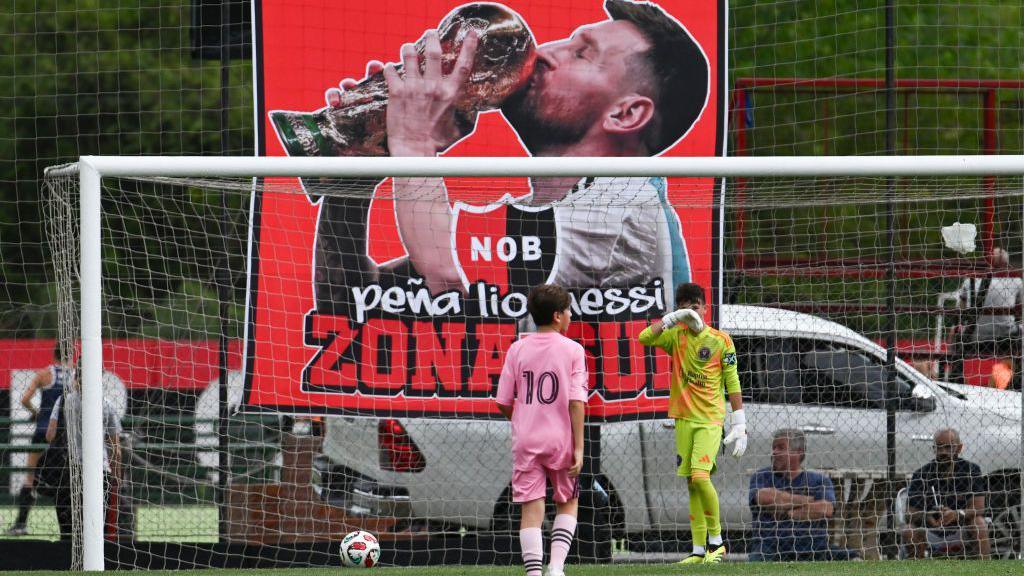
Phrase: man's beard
[{"left": 502, "top": 75, "right": 601, "bottom": 154}]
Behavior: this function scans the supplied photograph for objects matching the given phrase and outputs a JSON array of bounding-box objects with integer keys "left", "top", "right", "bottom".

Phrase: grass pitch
[{"left": 0, "top": 504, "right": 218, "bottom": 542}]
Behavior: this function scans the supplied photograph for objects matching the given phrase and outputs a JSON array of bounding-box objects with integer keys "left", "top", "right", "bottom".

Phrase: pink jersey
[{"left": 495, "top": 331, "right": 589, "bottom": 468}]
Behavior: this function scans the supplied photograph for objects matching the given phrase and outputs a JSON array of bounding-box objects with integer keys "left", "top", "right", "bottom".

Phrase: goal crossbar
[{"left": 56, "top": 154, "right": 1024, "bottom": 178}]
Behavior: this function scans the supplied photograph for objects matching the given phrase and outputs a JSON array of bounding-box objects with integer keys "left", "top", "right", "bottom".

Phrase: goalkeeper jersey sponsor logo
[{"left": 684, "top": 369, "right": 713, "bottom": 388}]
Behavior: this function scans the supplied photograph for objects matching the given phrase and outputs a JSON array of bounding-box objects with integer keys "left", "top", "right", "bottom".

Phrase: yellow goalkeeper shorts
[{"left": 675, "top": 419, "right": 722, "bottom": 477}]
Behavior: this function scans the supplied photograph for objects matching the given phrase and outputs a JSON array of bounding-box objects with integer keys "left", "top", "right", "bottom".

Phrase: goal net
[{"left": 41, "top": 156, "right": 1024, "bottom": 569}]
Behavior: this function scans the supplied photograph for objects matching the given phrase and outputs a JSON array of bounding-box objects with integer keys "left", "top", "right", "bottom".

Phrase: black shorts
[{"left": 30, "top": 429, "right": 49, "bottom": 448}]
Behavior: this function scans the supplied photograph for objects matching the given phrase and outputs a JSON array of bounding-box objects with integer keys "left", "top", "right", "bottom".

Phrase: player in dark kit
[{"left": 6, "top": 344, "right": 72, "bottom": 536}]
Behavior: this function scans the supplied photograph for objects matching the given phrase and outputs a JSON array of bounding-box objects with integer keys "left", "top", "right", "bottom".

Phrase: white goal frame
[{"left": 51, "top": 153, "right": 1024, "bottom": 570}]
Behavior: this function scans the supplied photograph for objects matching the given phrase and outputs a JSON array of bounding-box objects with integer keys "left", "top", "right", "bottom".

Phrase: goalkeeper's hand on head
[
  {"left": 723, "top": 409, "right": 747, "bottom": 458},
  {"left": 660, "top": 308, "right": 705, "bottom": 333}
]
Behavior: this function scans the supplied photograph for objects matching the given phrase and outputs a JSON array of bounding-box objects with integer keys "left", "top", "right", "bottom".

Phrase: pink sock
[
  {"left": 548, "top": 514, "right": 577, "bottom": 573},
  {"left": 520, "top": 527, "right": 543, "bottom": 576}
]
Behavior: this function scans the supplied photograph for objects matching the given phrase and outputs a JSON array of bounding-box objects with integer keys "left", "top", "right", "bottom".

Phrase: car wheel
[
  {"left": 988, "top": 504, "right": 1020, "bottom": 559},
  {"left": 491, "top": 484, "right": 557, "bottom": 534},
  {"left": 490, "top": 475, "right": 626, "bottom": 547}
]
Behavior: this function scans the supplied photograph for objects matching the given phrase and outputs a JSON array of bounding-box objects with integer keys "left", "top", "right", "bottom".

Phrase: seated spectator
[
  {"left": 949, "top": 246, "right": 1022, "bottom": 382},
  {"left": 748, "top": 429, "right": 858, "bottom": 562},
  {"left": 961, "top": 247, "right": 1023, "bottom": 343},
  {"left": 903, "top": 428, "right": 990, "bottom": 559}
]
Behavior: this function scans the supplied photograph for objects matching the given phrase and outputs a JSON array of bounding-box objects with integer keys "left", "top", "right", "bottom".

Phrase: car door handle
[
  {"left": 799, "top": 425, "right": 835, "bottom": 435},
  {"left": 661, "top": 421, "right": 676, "bottom": 430},
  {"left": 911, "top": 434, "right": 933, "bottom": 442}
]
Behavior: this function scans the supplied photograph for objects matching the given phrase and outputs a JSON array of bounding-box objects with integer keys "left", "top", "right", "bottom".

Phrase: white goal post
[{"left": 49, "top": 154, "right": 1024, "bottom": 571}]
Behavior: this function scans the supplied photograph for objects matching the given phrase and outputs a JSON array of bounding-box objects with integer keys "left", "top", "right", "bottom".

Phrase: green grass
[
  {"left": 3, "top": 561, "right": 1024, "bottom": 576},
  {"left": 0, "top": 505, "right": 218, "bottom": 542}
]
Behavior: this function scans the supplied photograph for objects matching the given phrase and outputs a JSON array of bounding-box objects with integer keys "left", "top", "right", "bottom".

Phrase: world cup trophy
[{"left": 269, "top": 3, "right": 537, "bottom": 157}]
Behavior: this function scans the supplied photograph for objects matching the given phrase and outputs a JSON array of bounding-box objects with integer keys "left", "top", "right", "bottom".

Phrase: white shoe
[
  {"left": 4, "top": 524, "right": 27, "bottom": 537},
  {"left": 545, "top": 569, "right": 565, "bottom": 576}
]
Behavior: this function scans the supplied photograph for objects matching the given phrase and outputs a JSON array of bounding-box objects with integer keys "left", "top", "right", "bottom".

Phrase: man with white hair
[
  {"left": 960, "top": 247, "right": 1023, "bottom": 342},
  {"left": 949, "top": 245, "right": 1023, "bottom": 384}
]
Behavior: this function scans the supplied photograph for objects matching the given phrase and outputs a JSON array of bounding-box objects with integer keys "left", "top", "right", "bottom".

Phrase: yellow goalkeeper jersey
[{"left": 638, "top": 324, "right": 741, "bottom": 426}]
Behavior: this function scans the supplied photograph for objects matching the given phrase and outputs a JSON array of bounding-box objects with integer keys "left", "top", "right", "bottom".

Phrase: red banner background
[{"left": 248, "top": 0, "right": 726, "bottom": 419}]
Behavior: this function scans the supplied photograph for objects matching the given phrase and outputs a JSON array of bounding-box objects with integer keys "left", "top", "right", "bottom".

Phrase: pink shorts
[{"left": 512, "top": 464, "right": 580, "bottom": 503}]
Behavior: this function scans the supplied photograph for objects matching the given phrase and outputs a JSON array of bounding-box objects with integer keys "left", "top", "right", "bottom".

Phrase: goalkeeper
[{"left": 638, "top": 282, "right": 746, "bottom": 565}]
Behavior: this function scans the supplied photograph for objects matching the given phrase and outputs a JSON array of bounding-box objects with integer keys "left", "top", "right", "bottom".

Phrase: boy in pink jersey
[{"left": 496, "top": 284, "right": 588, "bottom": 576}]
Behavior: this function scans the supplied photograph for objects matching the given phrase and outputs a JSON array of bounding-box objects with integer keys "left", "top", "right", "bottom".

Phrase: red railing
[{"left": 731, "top": 76, "right": 1024, "bottom": 262}]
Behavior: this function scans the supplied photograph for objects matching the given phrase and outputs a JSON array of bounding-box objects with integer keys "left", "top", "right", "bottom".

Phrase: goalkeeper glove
[
  {"left": 660, "top": 309, "right": 705, "bottom": 333},
  {"left": 723, "top": 408, "right": 747, "bottom": 458}
]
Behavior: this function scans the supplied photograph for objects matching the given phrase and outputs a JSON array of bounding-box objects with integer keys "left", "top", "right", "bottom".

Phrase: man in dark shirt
[
  {"left": 904, "top": 428, "right": 990, "bottom": 559},
  {"left": 748, "top": 429, "right": 858, "bottom": 561}
]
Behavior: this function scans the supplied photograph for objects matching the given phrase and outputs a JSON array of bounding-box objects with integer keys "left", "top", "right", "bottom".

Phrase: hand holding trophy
[{"left": 270, "top": 3, "right": 536, "bottom": 157}]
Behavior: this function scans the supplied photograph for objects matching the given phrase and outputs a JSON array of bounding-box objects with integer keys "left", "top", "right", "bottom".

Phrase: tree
[{"left": 2, "top": 0, "right": 1021, "bottom": 339}]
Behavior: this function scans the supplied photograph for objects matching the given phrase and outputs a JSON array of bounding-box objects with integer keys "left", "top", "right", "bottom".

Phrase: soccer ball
[{"left": 339, "top": 530, "right": 381, "bottom": 568}]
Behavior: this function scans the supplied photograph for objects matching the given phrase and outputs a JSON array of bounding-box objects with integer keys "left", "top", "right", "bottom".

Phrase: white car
[{"left": 319, "top": 305, "right": 1022, "bottom": 554}]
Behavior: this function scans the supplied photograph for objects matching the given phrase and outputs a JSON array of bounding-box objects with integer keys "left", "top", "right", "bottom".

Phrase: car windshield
[
  {"left": 741, "top": 337, "right": 921, "bottom": 408},
  {"left": 800, "top": 348, "right": 915, "bottom": 408}
]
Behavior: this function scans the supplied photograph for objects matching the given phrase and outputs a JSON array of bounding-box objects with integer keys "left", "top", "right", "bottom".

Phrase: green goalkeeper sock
[
  {"left": 687, "top": 478, "right": 707, "bottom": 550},
  {"left": 690, "top": 474, "right": 721, "bottom": 542}
]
